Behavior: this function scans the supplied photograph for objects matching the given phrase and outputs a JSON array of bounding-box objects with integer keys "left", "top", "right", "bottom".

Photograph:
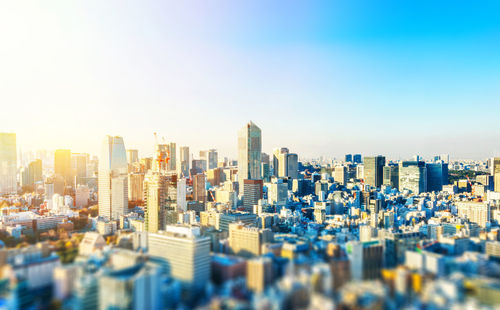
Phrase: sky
[{"left": 1, "top": 0, "right": 499, "bottom": 160}]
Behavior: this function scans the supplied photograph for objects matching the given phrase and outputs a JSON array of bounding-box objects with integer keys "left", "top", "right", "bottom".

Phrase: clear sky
[{"left": 1, "top": 1, "right": 499, "bottom": 160}]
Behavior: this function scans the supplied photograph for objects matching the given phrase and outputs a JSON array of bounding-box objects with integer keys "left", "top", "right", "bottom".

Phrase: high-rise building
[
  {"left": 345, "top": 154, "right": 353, "bottom": 163},
  {"left": 456, "top": 202, "right": 490, "bottom": 228},
  {"left": 28, "top": 159, "right": 43, "bottom": 186},
  {"left": 426, "top": 162, "right": 448, "bottom": 192},
  {"left": 246, "top": 257, "right": 273, "bottom": 293},
  {"left": 273, "top": 147, "right": 298, "bottom": 179},
  {"left": 261, "top": 153, "right": 271, "bottom": 182},
  {"left": 126, "top": 149, "right": 139, "bottom": 165},
  {"left": 287, "top": 153, "right": 299, "bottom": 179},
  {"left": 177, "top": 178, "right": 187, "bottom": 212},
  {"left": 167, "top": 142, "right": 176, "bottom": 172},
  {"left": 98, "top": 136, "right": 128, "bottom": 220},
  {"left": 128, "top": 173, "right": 144, "bottom": 202},
  {"left": 200, "top": 149, "right": 218, "bottom": 170},
  {"left": 144, "top": 144, "right": 177, "bottom": 233},
  {"left": 364, "top": 156, "right": 385, "bottom": 188},
  {"left": 228, "top": 223, "right": 273, "bottom": 258},
  {"left": 334, "top": 166, "right": 348, "bottom": 185},
  {"left": 353, "top": 154, "right": 362, "bottom": 164},
  {"left": 493, "top": 158, "right": 500, "bottom": 192},
  {"left": 267, "top": 180, "right": 288, "bottom": 206},
  {"left": 382, "top": 164, "right": 399, "bottom": 189},
  {"left": 144, "top": 173, "right": 177, "bottom": 233},
  {"left": 399, "top": 161, "right": 427, "bottom": 194},
  {"left": 99, "top": 261, "right": 163, "bottom": 310},
  {"left": 148, "top": 226, "right": 211, "bottom": 293},
  {"left": 347, "top": 241, "right": 383, "bottom": 281},
  {"left": 238, "top": 121, "right": 262, "bottom": 189},
  {"left": 71, "top": 153, "right": 89, "bottom": 186},
  {"left": 179, "top": 146, "right": 190, "bottom": 177},
  {"left": 193, "top": 174, "right": 206, "bottom": 203},
  {"left": 243, "top": 179, "right": 263, "bottom": 212},
  {"left": 55, "top": 149, "right": 72, "bottom": 186}
]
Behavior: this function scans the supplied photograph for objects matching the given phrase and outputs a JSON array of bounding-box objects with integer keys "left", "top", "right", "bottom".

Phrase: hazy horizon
[{"left": 2, "top": 1, "right": 499, "bottom": 160}]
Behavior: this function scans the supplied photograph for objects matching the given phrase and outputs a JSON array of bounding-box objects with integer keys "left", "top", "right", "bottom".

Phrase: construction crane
[
  {"left": 466, "top": 175, "right": 474, "bottom": 196},
  {"left": 153, "top": 132, "right": 170, "bottom": 170}
]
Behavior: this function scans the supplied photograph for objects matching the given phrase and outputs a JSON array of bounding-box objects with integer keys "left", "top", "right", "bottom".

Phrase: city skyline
[{"left": 1, "top": 1, "right": 500, "bottom": 159}]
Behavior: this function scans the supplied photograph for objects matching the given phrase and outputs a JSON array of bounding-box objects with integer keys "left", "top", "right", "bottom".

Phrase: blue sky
[{"left": 1, "top": 1, "right": 499, "bottom": 159}]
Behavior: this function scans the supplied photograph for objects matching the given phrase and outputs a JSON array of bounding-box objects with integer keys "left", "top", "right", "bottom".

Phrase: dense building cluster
[{"left": 0, "top": 125, "right": 499, "bottom": 309}]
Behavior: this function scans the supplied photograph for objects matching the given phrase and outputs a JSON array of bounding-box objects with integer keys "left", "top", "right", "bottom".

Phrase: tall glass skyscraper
[
  {"left": 238, "top": 121, "right": 262, "bottom": 188},
  {"left": 0, "top": 133, "right": 17, "bottom": 195},
  {"left": 98, "top": 136, "right": 128, "bottom": 220}
]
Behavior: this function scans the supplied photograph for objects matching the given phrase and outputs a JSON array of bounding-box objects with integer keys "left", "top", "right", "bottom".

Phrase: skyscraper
[
  {"left": 243, "top": 179, "right": 263, "bottom": 212},
  {"left": 353, "top": 154, "right": 362, "bottom": 164},
  {"left": 126, "top": 149, "right": 139, "bottom": 165},
  {"left": 55, "top": 149, "right": 72, "bottom": 186},
  {"left": 273, "top": 147, "right": 289, "bottom": 177},
  {"left": 493, "top": 158, "right": 500, "bottom": 192},
  {"left": 71, "top": 153, "right": 89, "bottom": 186},
  {"left": 261, "top": 152, "right": 271, "bottom": 182},
  {"left": 238, "top": 121, "right": 262, "bottom": 189},
  {"left": 144, "top": 144, "right": 177, "bottom": 233},
  {"left": 28, "top": 159, "right": 43, "bottom": 186},
  {"left": 273, "top": 147, "right": 298, "bottom": 179},
  {"left": 179, "top": 146, "right": 190, "bottom": 177},
  {"left": 167, "top": 142, "right": 176, "bottom": 172},
  {"left": 286, "top": 153, "right": 299, "bottom": 179},
  {"left": 200, "top": 149, "right": 218, "bottom": 170},
  {"left": 98, "top": 136, "right": 128, "bottom": 220},
  {"left": 399, "top": 161, "right": 427, "bottom": 194},
  {"left": 148, "top": 226, "right": 211, "bottom": 293},
  {"left": 426, "top": 162, "right": 447, "bottom": 192},
  {"left": 364, "top": 156, "right": 386, "bottom": 188},
  {"left": 193, "top": 174, "right": 206, "bottom": 203},
  {"left": 0, "top": 133, "right": 17, "bottom": 195},
  {"left": 382, "top": 164, "right": 399, "bottom": 189}
]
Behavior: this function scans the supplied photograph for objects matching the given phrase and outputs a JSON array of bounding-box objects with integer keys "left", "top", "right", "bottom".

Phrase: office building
[
  {"left": 238, "top": 121, "right": 262, "bottom": 189},
  {"left": 218, "top": 212, "right": 257, "bottom": 231},
  {"left": 426, "top": 162, "right": 448, "bottom": 192},
  {"left": 179, "top": 146, "right": 190, "bottom": 177},
  {"left": 71, "top": 153, "right": 88, "bottom": 186},
  {"left": 200, "top": 149, "right": 218, "bottom": 170},
  {"left": 55, "top": 149, "right": 72, "bottom": 186},
  {"left": 148, "top": 226, "right": 211, "bottom": 292},
  {"left": 28, "top": 159, "right": 43, "bottom": 186},
  {"left": 228, "top": 223, "right": 273, "bottom": 258},
  {"left": 128, "top": 173, "right": 144, "bottom": 202},
  {"left": 247, "top": 257, "right": 273, "bottom": 293},
  {"left": 364, "top": 156, "right": 385, "bottom": 188},
  {"left": 267, "top": 180, "right": 288, "bottom": 206},
  {"left": 0, "top": 133, "right": 17, "bottom": 195},
  {"left": 345, "top": 154, "right": 353, "bottom": 163},
  {"left": 193, "top": 174, "right": 206, "bottom": 203},
  {"left": 243, "top": 179, "right": 263, "bottom": 212},
  {"left": 273, "top": 147, "right": 298, "bottom": 179},
  {"left": 353, "top": 154, "right": 362, "bottom": 164},
  {"left": 493, "top": 158, "right": 500, "bottom": 192},
  {"left": 457, "top": 201, "right": 490, "bottom": 228},
  {"left": 399, "top": 161, "right": 427, "bottom": 194},
  {"left": 261, "top": 152, "right": 271, "bottom": 182},
  {"left": 126, "top": 149, "right": 139, "bottom": 165},
  {"left": 335, "top": 165, "right": 348, "bottom": 185},
  {"left": 347, "top": 241, "right": 383, "bottom": 281},
  {"left": 99, "top": 262, "right": 163, "bottom": 310},
  {"left": 144, "top": 144, "right": 177, "bottom": 232},
  {"left": 98, "top": 136, "right": 128, "bottom": 220},
  {"left": 382, "top": 164, "right": 399, "bottom": 189}
]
